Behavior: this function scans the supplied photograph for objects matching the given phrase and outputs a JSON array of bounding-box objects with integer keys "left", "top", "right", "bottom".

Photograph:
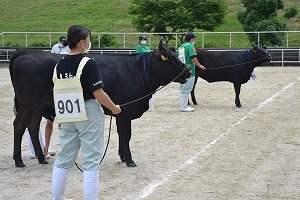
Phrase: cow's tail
[
  {"left": 9, "top": 49, "right": 23, "bottom": 116},
  {"left": 8, "top": 48, "right": 23, "bottom": 86}
]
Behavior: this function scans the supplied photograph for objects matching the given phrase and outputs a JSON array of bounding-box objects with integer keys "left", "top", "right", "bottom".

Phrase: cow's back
[
  {"left": 10, "top": 50, "right": 62, "bottom": 85},
  {"left": 89, "top": 54, "right": 150, "bottom": 119},
  {"left": 9, "top": 51, "right": 156, "bottom": 120},
  {"left": 196, "top": 49, "right": 250, "bottom": 83},
  {"left": 10, "top": 50, "right": 63, "bottom": 108}
]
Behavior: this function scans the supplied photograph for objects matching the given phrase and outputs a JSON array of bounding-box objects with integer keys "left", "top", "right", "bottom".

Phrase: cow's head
[
  {"left": 153, "top": 39, "right": 191, "bottom": 85},
  {"left": 249, "top": 45, "right": 272, "bottom": 67}
]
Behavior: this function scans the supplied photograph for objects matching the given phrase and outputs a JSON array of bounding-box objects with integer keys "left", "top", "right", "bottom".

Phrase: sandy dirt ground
[{"left": 0, "top": 66, "right": 299, "bottom": 200}]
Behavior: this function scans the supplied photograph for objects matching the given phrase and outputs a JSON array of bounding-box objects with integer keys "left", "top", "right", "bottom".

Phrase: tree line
[{"left": 129, "top": 0, "right": 298, "bottom": 47}]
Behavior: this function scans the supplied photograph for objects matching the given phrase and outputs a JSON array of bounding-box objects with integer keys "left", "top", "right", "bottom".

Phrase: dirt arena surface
[{"left": 0, "top": 66, "right": 299, "bottom": 200}]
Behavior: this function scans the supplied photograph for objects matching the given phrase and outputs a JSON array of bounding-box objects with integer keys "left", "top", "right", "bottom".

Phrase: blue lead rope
[
  {"left": 142, "top": 52, "right": 149, "bottom": 82},
  {"left": 136, "top": 52, "right": 149, "bottom": 82},
  {"left": 247, "top": 50, "right": 253, "bottom": 68}
]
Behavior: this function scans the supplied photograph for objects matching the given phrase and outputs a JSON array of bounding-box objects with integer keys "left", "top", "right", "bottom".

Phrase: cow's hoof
[
  {"left": 119, "top": 154, "right": 126, "bottom": 163},
  {"left": 15, "top": 161, "right": 26, "bottom": 168},
  {"left": 236, "top": 105, "right": 242, "bottom": 108},
  {"left": 37, "top": 156, "right": 49, "bottom": 164},
  {"left": 126, "top": 161, "right": 137, "bottom": 167},
  {"left": 39, "top": 160, "right": 49, "bottom": 164},
  {"left": 193, "top": 102, "right": 198, "bottom": 105}
]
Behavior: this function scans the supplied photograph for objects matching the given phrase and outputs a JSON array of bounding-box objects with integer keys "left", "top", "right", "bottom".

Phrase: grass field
[{"left": 0, "top": 0, "right": 299, "bottom": 48}]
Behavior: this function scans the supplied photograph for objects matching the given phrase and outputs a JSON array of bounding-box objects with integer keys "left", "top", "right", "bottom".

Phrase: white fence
[
  {"left": 266, "top": 48, "right": 300, "bottom": 66},
  {"left": 1, "top": 31, "right": 300, "bottom": 48},
  {"left": 1, "top": 48, "right": 300, "bottom": 66}
]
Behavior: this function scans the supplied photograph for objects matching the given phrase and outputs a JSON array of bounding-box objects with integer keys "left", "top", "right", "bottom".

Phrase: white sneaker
[
  {"left": 45, "top": 154, "right": 51, "bottom": 159},
  {"left": 180, "top": 107, "right": 195, "bottom": 112},
  {"left": 48, "top": 149, "right": 56, "bottom": 156},
  {"left": 30, "top": 154, "right": 51, "bottom": 159}
]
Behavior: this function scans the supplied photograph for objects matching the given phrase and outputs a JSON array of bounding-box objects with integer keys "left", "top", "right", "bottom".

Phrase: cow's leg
[
  {"left": 28, "top": 120, "right": 48, "bottom": 165},
  {"left": 118, "top": 131, "right": 125, "bottom": 163},
  {"left": 29, "top": 106, "right": 49, "bottom": 165},
  {"left": 116, "top": 117, "right": 136, "bottom": 167},
  {"left": 234, "top": 83, "right": 242, "bottom": 108},
  {"left": 13, "top": 94, "right": 41, "bottom": 167},
  {"left": 190, "top": 76, "right": 199, "bottom": 105},
  {"left": 13, "top": 114, "right": 28, "bottom": 167}
]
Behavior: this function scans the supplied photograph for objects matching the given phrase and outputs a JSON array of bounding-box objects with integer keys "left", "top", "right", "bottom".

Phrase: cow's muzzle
[{"left": 177, "top": 66, "right": 191, "bottom": 84}]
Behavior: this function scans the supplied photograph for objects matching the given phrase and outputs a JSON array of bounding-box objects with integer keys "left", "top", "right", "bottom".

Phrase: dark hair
[
  {"left": 139, "top": 35, "right": 147, "bottom": 40},
  {"left": 59, "top": 36, "right": 66, "bottom": 42},
  {"left": 185, "top": 32, "right": 198, "bottom": 42},
  {"left": 67, "top": 25, "right": 91, "bottom": 49},
  {"left": 62, "top": 40, "right": 68, "bottom": 47}
]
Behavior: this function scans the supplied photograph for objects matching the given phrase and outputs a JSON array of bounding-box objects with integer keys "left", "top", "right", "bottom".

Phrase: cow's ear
[
  {"left": 253, "top": 46, "right": 258, "bottom": 53},
  {"left": 159, "top": 39, "right": 167, "bottom": 51}
]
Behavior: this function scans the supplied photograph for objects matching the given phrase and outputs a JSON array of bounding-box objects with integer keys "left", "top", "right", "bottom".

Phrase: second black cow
[{"left": 191, "top": 46, "right": 271, "bottom": 107}]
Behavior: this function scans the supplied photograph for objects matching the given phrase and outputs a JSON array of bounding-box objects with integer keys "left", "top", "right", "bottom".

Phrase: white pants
[
  {"left": 179, "top": 76, "right": 195, "bottom": 94},
  {"left": 54, "top": 99, "right": 104, "bottom": 171},
  {"left": 28, "top": 128, "right": 44, "bottom": 155}
]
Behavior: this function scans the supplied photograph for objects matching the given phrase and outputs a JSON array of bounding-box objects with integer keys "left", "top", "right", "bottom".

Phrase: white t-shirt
[{"left": 51, "top": 43, "right": 70, "bottom": 54}]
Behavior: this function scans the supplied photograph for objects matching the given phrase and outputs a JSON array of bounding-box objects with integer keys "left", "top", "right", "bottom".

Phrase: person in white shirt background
[{"left": 51, "top": 36, "right": 70, "bottom": 54}]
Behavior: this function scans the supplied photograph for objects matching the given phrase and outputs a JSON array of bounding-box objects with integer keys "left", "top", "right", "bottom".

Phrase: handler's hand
[
  {"left": 199, "top": 64, "right": 206, "bottom": 70},
  {"left": 112, "top": 105, "right": 121, "bottom": 115}
]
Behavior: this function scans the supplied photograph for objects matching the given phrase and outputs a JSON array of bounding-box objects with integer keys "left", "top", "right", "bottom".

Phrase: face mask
[
  {"left": 191, "top": 39, "right": 195, "bottom": 45},
  {"left": 141, "top": 40, "right": 147, "bottom": 45},
  {"left": 83, "top": 41, "right": 91, "bottom": 53}
]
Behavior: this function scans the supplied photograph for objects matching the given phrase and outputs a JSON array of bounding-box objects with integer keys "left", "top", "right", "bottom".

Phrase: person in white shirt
[{"left": 51, "top": 36, "right": 70, "bottom": 54}]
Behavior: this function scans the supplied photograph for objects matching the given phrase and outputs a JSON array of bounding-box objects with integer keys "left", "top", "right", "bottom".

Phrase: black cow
[
  {"left": 191, "top": 46, "right": 271, "bottom": 107},
  {"left": 9, "top": 40, "right": 190, "bottom": 168}
]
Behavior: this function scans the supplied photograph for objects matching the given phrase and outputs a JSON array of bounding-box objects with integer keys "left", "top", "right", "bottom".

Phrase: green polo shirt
[
  {"left": 178, "top": 42, "right": 197, "bottom": 76},
  {"left": 135, "top": 44, "right": 150, "bottom": 54}
]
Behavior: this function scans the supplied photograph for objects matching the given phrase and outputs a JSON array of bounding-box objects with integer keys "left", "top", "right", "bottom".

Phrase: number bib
[
  {"left": 178, "top": 47, "right": 186, "bottom": 64},
  {"left": 54, "top": 91, "right": 87, "bottom": 122},
  {"left": 178, "top": 43, "right": 190, "bottom": 64},
  {"left": 53, "top": 57, "right": 90, "bottom": 123}
]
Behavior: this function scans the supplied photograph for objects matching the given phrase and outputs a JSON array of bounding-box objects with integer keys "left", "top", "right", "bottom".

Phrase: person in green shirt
[
  {"left": 135, "top": 35, "right": 151, "bottom": 53},
  {"left": 178, "top": 33, "right": 206, "bottom": 112},
  {"left": 136, "top": 35, "right": 155, "bottom": 110}
]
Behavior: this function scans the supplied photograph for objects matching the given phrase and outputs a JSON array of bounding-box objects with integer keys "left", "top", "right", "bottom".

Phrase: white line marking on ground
[{"left": 133, "top": 76, "right": 299, "bottom": 200}]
